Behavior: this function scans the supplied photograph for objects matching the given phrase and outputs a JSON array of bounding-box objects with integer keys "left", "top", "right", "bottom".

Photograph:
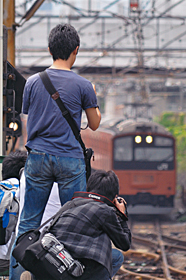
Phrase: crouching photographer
[
  {"left": 48, "top": 169, "right": 131, "bottom": 280},
  {"left": 13, "top": 170, "right": 131, "bottom": 280}
]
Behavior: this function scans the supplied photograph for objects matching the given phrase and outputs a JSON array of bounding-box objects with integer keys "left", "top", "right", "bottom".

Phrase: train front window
[
  {"left": 113, "top": 135, "right": 174, "bottom": 170},
  {"left": 135, "top": 147, "right": 173, "bottom": 161},
  {"left": 155, "top": 137, "right": 173, "bottom": 146},
  {"left": 114, "top": 136, "right": 133, "bottom": 161}
]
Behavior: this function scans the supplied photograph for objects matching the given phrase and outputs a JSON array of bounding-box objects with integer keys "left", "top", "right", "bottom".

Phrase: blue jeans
[
  {"left": 112, "top": 248, "right": 124, "bottom": 277},
  {"left": 86, "top": 248, "right": 124, "bottom": 280},
  {"left": 9, "top": 149, "right": 86, "bottom": 280}
]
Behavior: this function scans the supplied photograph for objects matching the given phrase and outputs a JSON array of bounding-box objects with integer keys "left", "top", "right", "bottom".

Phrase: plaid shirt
[{"left": 50, "top": 198, "right": 131, "bottom": 275}]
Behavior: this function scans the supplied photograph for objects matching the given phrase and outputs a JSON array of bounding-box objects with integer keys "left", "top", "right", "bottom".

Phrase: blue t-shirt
[{"left": 22, "top": 68, "right": 98, "bottom": 158}]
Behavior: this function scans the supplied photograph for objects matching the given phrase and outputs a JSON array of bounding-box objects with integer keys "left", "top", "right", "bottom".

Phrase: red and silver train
[{"left": 82, "top": 116, "right": 176, "bottom": 214}]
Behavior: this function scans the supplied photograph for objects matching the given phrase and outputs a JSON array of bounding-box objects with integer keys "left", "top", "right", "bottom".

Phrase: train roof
[{"left": 99, "top": 116, "right": 172, "bottom": 136}]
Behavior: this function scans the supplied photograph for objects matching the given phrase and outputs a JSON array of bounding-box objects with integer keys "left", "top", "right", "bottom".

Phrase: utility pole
[
  {"left": 3, "top": 0, "right": 15, "bottom": 66},
  {"left": 130, "top": 0, "right": 148, "bottom": 103}
]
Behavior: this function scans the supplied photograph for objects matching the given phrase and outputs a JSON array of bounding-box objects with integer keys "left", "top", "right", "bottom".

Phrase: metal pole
[
  {"left": 179, "top": 83, "right": 184, "bottom": 111},
  {"left": 0, "top": 0, "right": 4, "bottom": 176},
  {"left": 101, "top": 18, "right": 105, "bottom": 50},
  {"left": 88, "top": 0, "right": 91, "bottom": 16},
  {"left": 3, "top": 26, "right": 7, "bottom": 156},
  {"left": 156, "top": 18, "right": 159, "bottom": 67},
  {"left": 3, "top": 0, "right": 15, "bottom": 66}
]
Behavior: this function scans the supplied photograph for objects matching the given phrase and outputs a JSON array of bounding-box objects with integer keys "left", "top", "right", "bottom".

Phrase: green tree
[{"left": 156, "top": 112, "right": 186, "bottom": 174}]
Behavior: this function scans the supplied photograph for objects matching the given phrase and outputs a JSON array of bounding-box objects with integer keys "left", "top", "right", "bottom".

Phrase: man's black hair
[
  {"left": 2, "top": 150, "right": 27, "bottom": 180},
  {"left": 86, "top": 170, "right": 119, "bottom": 201},
  {"left": 48, "top": 24, "right": 80, "bottom": 61}
]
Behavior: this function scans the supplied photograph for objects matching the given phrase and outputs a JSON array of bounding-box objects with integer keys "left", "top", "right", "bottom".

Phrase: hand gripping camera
[{"left": 117, "top": 197, "right": 128, "bottom": 218}]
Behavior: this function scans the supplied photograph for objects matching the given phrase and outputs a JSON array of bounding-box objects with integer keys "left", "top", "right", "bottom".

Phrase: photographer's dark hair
[
  {"left": 48, "top": 24, "right": 80, "bottom": 61},
  {"left": 2, "top": 150, "right": 27, "bottom": 180},
  {"left": 86, "top": 170, "right": 119, "bottom": 201}
]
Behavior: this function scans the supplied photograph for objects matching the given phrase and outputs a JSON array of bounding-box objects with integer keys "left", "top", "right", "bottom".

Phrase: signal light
[
  {"left": 135, "top": 135, "right": 142, "bottom": 144},
  {"left": 130, "top": 0, "right": 139, "bottom": 12},
  {"left": 6, "top": 113, "right": 22, "bottom": 137},
  {"left": 9, "top": 121, "right": 19, "bottom": 131},
  {"left": 146, "top": 135, "right": 153, "bottom": 144}
]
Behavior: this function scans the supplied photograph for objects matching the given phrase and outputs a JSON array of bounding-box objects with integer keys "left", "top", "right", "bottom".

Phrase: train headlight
[
  {"left": 135, "top": 135, "right": 142, "bottom": 144},
  {"left": 146, "top": 135, "right": 153, "bottom": 144}
]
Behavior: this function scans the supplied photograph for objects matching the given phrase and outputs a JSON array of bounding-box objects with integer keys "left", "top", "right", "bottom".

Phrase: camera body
[{"left": 117, "top": 197, "right": 122, "bottom": 203}]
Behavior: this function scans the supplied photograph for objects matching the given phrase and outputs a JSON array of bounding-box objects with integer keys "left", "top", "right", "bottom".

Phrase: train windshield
[
  {"left": 114, "top": 135, "right": 174, "bottom": 170},
  {"left": 114, "top": 137, "right": 133, "bottom": 161}
]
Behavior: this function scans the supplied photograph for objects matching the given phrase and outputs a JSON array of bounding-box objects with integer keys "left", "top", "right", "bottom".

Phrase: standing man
[{"left": 9, "top": 23, "right": 101, "bottom": 280}]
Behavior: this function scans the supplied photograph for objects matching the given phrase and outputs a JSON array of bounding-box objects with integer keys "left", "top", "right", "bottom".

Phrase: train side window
[
  {"left": 114, "top": 137, "right": 133, "bottom": 161},
  {"left": 155, "top": 137, "right": 173, "bottom": 146}
]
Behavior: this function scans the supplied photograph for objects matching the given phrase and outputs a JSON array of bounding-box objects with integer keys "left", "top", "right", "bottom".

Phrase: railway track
[
  {"left": 113, "top": 216, "right": 186, "bottom": 280},
  {"left": 1, "top": 217, "right": 186, "bottom": 280}
]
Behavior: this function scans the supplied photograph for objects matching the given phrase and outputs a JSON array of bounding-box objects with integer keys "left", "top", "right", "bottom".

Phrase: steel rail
[
  {"left": 155, "top": 219, "right": 173, "bottom": 280},
  {"left": 121, "top": 217, "right": 186, "bottom": 280},
  {"left": 119, "top": 266, "right": 165, "bottom": 280},
  {"left": 120, "top": 248, "right": 186, "bottom": 280},
  {"left": 168, "top": 265, "right": 186, "bottom": 277},
  {"left": 123, "top": 249, "right": 160, "bottom": 262},
  {"left": 132, "top": 234, "right": 186, "bottom": 251}
]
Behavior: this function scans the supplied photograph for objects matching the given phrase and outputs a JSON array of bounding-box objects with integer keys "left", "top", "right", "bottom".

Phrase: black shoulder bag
[{"left": 39, "top": 70, "right": 93, "bottom": 182}]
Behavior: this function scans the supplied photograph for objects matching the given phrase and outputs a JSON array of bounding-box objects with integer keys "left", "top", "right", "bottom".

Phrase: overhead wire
[
  {"left": 15, "top": 0, "right": 186, "bottom": 74},
  {"left": 78, "top": 0, "right": 186, "bottom": 74},
  {"left": 15, "top": 0, "right": 34, "bottom": 9}
]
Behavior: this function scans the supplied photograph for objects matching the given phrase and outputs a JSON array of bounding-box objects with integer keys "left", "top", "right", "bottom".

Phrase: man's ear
[
  {"left": 74, "top": 46, "right": 79, "bottom": 55},
  {"left": 48, "top": 47, "right": 52, "bottom": 55}
]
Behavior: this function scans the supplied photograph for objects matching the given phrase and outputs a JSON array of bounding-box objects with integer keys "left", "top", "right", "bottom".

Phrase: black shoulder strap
[
  {"left": 72, "top": 191, "right": 128, "bottom": 221},
  {"left": 72, "top": 191, "right": 115, "bottom": 207},
  {"left": 39, "top": 70, "right": 86, "bottom": 154}
]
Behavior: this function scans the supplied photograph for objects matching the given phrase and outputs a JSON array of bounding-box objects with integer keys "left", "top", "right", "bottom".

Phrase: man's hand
[{"left": 114, "top": 197, "right": 127, "bottom": 215}]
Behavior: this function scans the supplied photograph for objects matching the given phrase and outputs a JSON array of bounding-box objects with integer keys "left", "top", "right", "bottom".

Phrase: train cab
[{"left": 81, "top": 117, "right": 176, "bottom": 215}]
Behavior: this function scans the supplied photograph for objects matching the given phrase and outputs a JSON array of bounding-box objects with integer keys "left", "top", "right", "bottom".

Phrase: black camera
[{"left": 117, "top": 197, "right": 122, "bottom": 203}]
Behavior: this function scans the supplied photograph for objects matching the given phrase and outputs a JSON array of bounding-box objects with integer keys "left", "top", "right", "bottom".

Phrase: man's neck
[{"left": 49, "top": 59, "right": 72, "bottom": 71}]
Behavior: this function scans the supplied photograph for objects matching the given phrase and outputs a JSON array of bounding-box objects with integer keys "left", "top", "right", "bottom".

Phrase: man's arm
[
  {"left": 102, "top": 208, "right": 131, "bottom": 252},
  {"left": 85, "top": 83, "right": 101, "bottom": 131},
  {"left": 85, "top": 107, "right": 101, "bottom": 131}
]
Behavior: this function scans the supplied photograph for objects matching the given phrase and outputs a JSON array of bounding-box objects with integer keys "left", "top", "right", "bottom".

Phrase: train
[{"left": 81, "top": 115, "right": 176, "bottom": 215}]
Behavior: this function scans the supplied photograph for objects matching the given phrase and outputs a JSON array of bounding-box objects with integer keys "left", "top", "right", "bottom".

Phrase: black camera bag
[
  {"left": 12, "top": 229, "right": 53, "bottom": 280},
  {"left": 12, "top": 201, "right": 84, "bottom": 280}
]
